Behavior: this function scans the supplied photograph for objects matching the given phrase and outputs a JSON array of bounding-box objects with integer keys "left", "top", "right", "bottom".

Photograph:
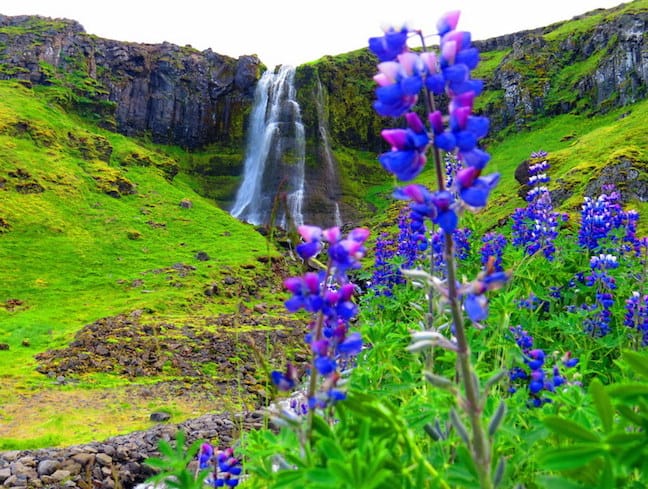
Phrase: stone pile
[{"left": 0, "top": 410, "right": 266, "bottom": 489}]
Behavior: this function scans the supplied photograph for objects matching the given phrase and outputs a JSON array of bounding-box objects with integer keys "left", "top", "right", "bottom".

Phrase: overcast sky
[{"left": 1, "top": 0, "right": 628, "bottom": 68}]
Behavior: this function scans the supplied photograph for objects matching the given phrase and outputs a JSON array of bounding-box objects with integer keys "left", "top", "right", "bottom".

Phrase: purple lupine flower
[
  {"left": 624, "top": 291, "right": 648, "bottom": 346},
  {"left": 372, "top": 55, "right": 424, "bottom": 117},
  {"left": 199, "top": 445, "right": 243, "bottom": 488},
  {"left": 274, "top": 226, "right": 369, "bottom": 410},
  {"left": 578, "top": 185, "right": 636, "bottom": 253},
  {"left": 271, "top": 363, "right": 299, "bottom": 392},
  {"left": 369, "top": 26, "right": 409, "bottom": 62},
  {"left": 508, "top": 326, "right": 578, "bottom": 407},
  {"left": 214, "top": 448, "right": 242, "bottom": 487},
  {"left": 199, "top": 443, "right": 214, "bottom": 470},
  {"left": 431, "top": 227, "right": 472, "bottom": 276},
  {"left": 370, "top": 10, "right": 498, "bottom": 228},
  {"left": 379, "top": 112, "right": 429, "bottom": 180},
  {"left": 481, "top": 232, "right": 507, "bottom": 272},
  {"left": 584, "top": 253, "right": 619, "bottom": 337},
  {"left": 397, "top": 205, "right": 425, "bottom": 266},
  {"left": 511, "top": 151, "right": 562, "bottom": 260},
  {"left": 460, "top": 261, "right": 511, "bottom": 322}
]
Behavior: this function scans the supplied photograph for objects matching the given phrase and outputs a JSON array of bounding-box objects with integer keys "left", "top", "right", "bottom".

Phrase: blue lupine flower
[
  {"left": 481, "top": 232, "right": 507, "bottom": 272},
  {"left": 509, "top": 326, "right": 578, "bottom": 407},
  {"left": 369, "top": 26, "right": 409, "bottom": 62},
  {"left": 578, "top": 185, "right": 637, "bottom": 253},
  {"left": 379, "top": 112, "right": 429, "bottom": 180},
  {"left": 276, "top": 226, "right": 368, "bottom": 410},
  {"left": 584, "top": 254, "right": 618, "bottom": 337},
  {"left": 624, "top": 291, "right": 648, "bottom": 346},
  {"left": 199, "top": 443, "right": 213, "bottom": 470}
]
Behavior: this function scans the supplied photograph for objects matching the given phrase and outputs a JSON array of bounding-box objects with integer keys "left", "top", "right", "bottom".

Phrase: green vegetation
[{"left": 0, "top": 79, "right": 286, "bottom": 447}]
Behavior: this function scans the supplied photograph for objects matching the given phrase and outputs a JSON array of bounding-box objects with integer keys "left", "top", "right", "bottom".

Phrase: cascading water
[
  {"left": 230, "top": 65, "right": 305, "bottom": 228},
  {"left": 314, "top": 79, "right": 343, "bottom": 227}
]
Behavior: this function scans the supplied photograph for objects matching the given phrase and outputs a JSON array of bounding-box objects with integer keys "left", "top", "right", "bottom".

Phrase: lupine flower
[
  {"left": 480, "top": 232, "right": 507, "bottom": 272},
  {"left": 199, "top": 443, "right": 214, "bottom": 470},
  {"left": 271, "top": 363, "right": 299, "bottom": 392},
  {"left": 624, "top": 291, "right": 648, "bottom": 346},
  {"left": 509, "top": 326, "right": 578, "bottom": 407},
  {"left": 379, "top": 112, "right": 429, "bottom": 180},
  {"left": 214, "top": 448, "right": 242, "bottom": 487},
  {"left": 393, "top": 184, "right": 458, "bottom": 234},
  {"left": 431, "top": 227, "right": 472, "bottom": 276},
  {"left": 370, "top": 10, "right": 498, "bottom": 230},
  {"left": 272, "top": 226, "right": 369, "bottom": 410},
  {"left": 368, "top": 26, "right": 409, "bottom": 62},
  {"left": 397, "top": 204, "right": 426, "bottom": 265},
  {"left": 199, "top": 444, "right": 243, "bottom": 488},
  {"left": 583, "top": 253, "right": 619, "bottom": 337},
  {"left": 578, "top": 185, "right": 637, "bottom": 253},
  {"left": 511, "top": 151, "right": 563, "bottom": 260},
  {"left": 460, "top": 259, "right": 511, "bottom": 322},
  {"left": 444, "top": 152, "right": 463, "bottom": 190}
]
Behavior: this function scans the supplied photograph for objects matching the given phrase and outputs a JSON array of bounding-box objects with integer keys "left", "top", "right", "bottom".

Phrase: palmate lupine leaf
[
  {"left": 538, "top": 443, "right": 606, "bottom": 471},
  {"left": 622, "top": 350, "right": 648, "bottom": 378},
  {"left": 589, "top": 378, "right": 614, "bottom": 433},
  {"left": 542, "top": 416, "right": 600, "bottom": 443}
]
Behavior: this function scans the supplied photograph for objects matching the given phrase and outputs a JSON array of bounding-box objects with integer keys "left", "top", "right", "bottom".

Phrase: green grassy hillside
[{"left": 0, "top": 80, "right": 290, "bottom": 447}]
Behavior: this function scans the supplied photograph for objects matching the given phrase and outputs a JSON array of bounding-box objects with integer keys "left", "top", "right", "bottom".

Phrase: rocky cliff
[
  {"left": 1, "top": 3, "right": 646, "bottom": 152},
  {"left": 294, "top": 2, "right": 647, "bottom": 150},
  {"left": 0, "top": 15, "right": 261, "bottom": 149}
]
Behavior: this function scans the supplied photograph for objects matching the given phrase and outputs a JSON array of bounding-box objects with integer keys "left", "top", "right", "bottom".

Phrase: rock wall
[
  {"left": 0, "top": 15, "right": 260, "bottom": 149},
  {"left": 0, "top": 410, "right": 265, "bottom": 489}
]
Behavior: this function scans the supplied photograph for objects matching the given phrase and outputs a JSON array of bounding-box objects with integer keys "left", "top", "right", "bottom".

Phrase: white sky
[{"left": 1, "top": 0, "right": 628, "bottom": 68}]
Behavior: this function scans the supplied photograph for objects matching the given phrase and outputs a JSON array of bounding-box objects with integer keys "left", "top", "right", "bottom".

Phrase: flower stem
[{"left": 444, "top": 214, "right": 493, "bottom": 489}]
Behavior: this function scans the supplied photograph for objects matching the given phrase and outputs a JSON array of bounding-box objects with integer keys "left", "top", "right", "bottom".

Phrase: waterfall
[
  {"left": 315, "top": 79, "right": 343, "bottom": 227},
  {"left": 230, "top": 65, "right": 305, "bottom": 228}
]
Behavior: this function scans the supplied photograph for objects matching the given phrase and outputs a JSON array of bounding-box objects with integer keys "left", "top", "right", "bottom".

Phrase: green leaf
[
  {"left": 535, "top": 475, "right": 587, "bottom": 489},
  {"left": 539, "top": 444, "right": 606, "bottom": 470},
  {"left": 311, "top": 415, "right": 335, "bottom": 439},
  {"left": 306, "top": 468, "right": 338, "bottom": 485},
  {"left": 608, "top": 383, "right": 648, "bottom": 400},
  {"left": 543, "top": 416, "right": 600, "bottom": 442},
  {"left": 623, "top": 350, "right": 648, "bottom": 379},
  {"left": 605, "top": 431, "right": 645, "bottom": 445},
  {"left": 273, "top": 469, "right": 305, "bottom": 488},
  {"left": 590, "top": 378, "right": 613, "bottom": 432}
]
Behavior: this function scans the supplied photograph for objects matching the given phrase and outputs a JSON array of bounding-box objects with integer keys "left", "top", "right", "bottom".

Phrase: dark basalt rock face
[{"left": 0, "top": 15, "right": 261, "bottom": 149}]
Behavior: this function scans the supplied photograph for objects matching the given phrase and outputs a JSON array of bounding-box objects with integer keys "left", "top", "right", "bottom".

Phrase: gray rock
[
  {"left": 149, "top": 412, "right": 172, "bottom": 422},
  {"left": 36, "top": 459, "right": 59, "bottom": 476},
  {"left": 0, "top": 468, "right": 10, "bottom": 483},
  {"left": 50, "top": 469, "right": 71, "bottom": 482},
  {"left": 95, "top": 453, "right": 113, "bottom": 466}
]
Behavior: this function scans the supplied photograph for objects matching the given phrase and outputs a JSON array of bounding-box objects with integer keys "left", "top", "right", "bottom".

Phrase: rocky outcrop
[
  {"left": 0, "top": 410, "right": 265, "bottom": 489},
  {"left": 0, "top": 15, "right": 261, "bottom": 149},
  {"left": 481, "top": 4, "right": 648, "bottom": 132}
]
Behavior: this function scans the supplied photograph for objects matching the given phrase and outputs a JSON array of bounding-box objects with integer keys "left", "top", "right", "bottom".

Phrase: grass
[
  {"left": 0, "top": 79, "right": 286, "bottom": 446},
  {"left": 467, "top": 98, "right": 648, "bottom": 234}
]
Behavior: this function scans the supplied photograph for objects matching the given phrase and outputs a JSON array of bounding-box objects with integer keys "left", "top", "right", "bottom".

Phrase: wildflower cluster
[
  {"left": 511, "top": 151, "right": 564, "bottom": 260},
  {"left": 584, "top": 253, "right": 619, "bottom": 337},
  {"left": 371, "top": 12, "right": 498, "bottom": 218},
  {"left": 370, "top": 206, "right": 426, "bottom": 295},
  {"left": 480, "top": 232, "right": 507, "bottom": 272},
  {"left": 578, "top": 185, "right": 638, "bottom": 253},
  {"left": 509, "top": 326, "right": 579, "bottom": 407},
  {"left": 272, "top": 225, "right": 368, "bottom": 410},
  {"left": 198, "top": 443, "right": 242, "bottom": 487},
  {"left": 369, "top": 14, "right": 510, "bottom": 486},
  {"left": 431, "top": 227, "right": 472, "bottom": 274},
  {"left": 624, "top": 291, "right": 648, "bottom": 347}
]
